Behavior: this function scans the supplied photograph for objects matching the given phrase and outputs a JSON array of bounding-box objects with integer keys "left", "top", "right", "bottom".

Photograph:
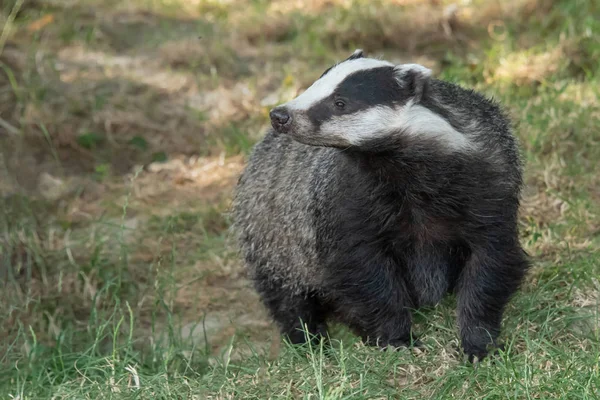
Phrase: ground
[{"left": 0, "top": 0, "right": 599, "bottom": 398}]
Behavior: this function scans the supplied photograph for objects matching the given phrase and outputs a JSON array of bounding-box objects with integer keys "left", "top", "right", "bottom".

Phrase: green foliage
[
  {"left": 77, "top": 132, "right": 104, "bottom": 150},
  {"left": 128, "top": 136, "right": 149, "bottom": 151},
  {"left": 151, "top": 151, "right": 168, "bottom": 163}
]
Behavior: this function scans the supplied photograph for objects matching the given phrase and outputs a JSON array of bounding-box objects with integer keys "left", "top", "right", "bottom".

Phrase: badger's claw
[
  {"left": 463, "top": 342, "right": 505, "bottom": 363},
  {"left": 365, "top": 336, "right": 422, "bottom": 351}
]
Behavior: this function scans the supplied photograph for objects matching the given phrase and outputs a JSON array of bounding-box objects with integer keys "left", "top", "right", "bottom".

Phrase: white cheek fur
[{"left": 320, "top": 102, "right": 472, "bottom": 151}]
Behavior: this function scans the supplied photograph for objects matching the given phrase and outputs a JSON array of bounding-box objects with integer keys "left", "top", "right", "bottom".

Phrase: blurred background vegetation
[{"left": 0, "top": 0, "right": 599, "bottom": 398}]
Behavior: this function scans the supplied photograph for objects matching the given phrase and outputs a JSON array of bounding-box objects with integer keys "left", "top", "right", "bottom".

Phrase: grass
[{"left": 1, "top": 0, "right": 599, "bottom": 398}]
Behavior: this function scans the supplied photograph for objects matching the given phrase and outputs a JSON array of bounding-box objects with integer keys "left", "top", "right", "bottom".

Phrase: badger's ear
[
  {"left": 346, "top": 49, "right": 365, "bottom": 61},
  {"left": 394, "top": 64, "right": 432, "bottom": 103}
]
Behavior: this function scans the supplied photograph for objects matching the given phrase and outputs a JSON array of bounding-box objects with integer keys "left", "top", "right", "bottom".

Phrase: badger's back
[{"left": 232, "top": 131, "right": 337, "bottom": 293}]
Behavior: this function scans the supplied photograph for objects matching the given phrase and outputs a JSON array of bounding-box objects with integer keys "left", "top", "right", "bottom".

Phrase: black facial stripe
[
  {"left": 307, "top": 67, "right": 411, "bottom": 127},
  {"left": 336, "top": 67, "right": 405, "bottom": 107},
  {"left": 306, "top": 96, "right": 336, "bottom": 126}
]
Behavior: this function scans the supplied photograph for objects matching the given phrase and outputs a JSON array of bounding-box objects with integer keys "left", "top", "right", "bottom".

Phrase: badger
[{"left": 231, "top": 50, "right": 530, "bottom": 361}]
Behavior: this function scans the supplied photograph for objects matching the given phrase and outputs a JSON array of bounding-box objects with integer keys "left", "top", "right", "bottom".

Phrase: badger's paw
[
  {"left": 364, "top": 336, "right": 422, "bottom": 351},
  {"left": 284, "top": 322, "right": 330, "bottom": 348},
  {"left": 389, "top": 337, "right": 422, "bottom": 351},
  {"left": 462, "top": 342, "right": 505, "bottom": 364}
]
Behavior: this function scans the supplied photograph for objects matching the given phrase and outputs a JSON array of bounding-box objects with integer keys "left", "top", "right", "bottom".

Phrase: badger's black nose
[{"left": 270, "top": 107, "right": 292, "bottom": 132}]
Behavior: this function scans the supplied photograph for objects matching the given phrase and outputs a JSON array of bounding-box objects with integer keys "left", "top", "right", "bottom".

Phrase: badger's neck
[
  {"left": 418, "top": 82, "right": 475, "bottom": 136},
  {"left": 351, "top": 98, "right": 481, "bottom": 154},
  {"left": 351, "top": 79, "right": 506, "bottom": 157},
  {"left": 388, "top": 100, "right": 474, "bottom": 151},
  {"left": 420, "top": 79, "right": 511, "bottom": 143},
  {"left": 338, "top": 147, "right": 496, "bottom": 215}
]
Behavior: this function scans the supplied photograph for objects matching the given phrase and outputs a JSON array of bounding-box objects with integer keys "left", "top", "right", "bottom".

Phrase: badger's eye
[{"left": 334, "top": 100, "right": 346, "bottom": 109}]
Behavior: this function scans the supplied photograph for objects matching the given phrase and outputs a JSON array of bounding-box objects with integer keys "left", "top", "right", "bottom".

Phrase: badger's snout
[{"left": 270, "top": 107, "right": 292, "bottom": 133}]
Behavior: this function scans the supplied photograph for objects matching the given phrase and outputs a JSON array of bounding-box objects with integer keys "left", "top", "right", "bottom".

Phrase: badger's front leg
[
  {"left": 457, "top": 240, "right": 529, "bottom": 361},
  {"left": 253, "top": 269, "right": 329, "bottom": 346},
  {"left": 326, "top": 249, "right": 416, "bottom": 349}
]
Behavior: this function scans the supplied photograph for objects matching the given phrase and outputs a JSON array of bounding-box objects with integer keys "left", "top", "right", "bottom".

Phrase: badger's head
[{"left": 269, "top": 50, "right": 468, "bottom": 150}]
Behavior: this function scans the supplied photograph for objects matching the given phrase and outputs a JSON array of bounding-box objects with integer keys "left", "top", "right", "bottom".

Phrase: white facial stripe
[
  {"left": 286, "top": 58, "right": 394, "bottom": 111},
  {"left": 320, "top": 102, "right": 472, "bottom": 150}
]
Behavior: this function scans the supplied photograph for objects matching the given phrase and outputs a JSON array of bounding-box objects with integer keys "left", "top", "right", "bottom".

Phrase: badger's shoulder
[{"left": 231, "top": 130, "right": 342, "bottom": 292}]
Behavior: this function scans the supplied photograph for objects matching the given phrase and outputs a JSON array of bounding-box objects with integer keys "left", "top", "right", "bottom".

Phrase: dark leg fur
[
  {"left": 405, "top": 243, "right": 468, "bottom": 308},
  {"left": 457, "top": 240, "right": 529, "bottom": 361},
  {"left": 254, "top": 271, "right": 329, "bottom": 346},
  {"left": 325, "top": 248, "right": 416, "bottom": 349}
]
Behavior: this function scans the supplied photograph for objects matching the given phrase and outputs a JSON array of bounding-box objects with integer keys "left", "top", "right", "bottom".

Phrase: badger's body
[{"left": 232, "top": 51, "right": 529, "bottom": 361}]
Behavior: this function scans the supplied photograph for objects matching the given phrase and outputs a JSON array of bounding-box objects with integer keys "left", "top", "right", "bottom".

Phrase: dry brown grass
[
  {"left": 488, "top": 46, "right": 568, "bottom": 85},
  {"left": 131, "top": 155, "right": 245, "bottom": 207}
]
